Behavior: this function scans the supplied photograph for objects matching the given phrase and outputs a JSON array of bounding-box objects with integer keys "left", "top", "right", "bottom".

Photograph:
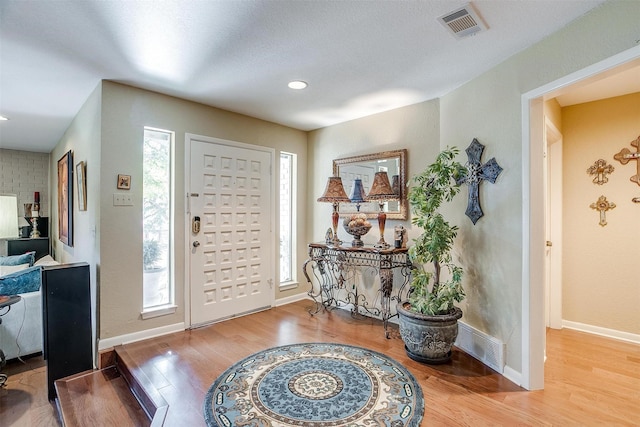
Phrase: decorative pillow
[
  {"left": 0, "top": 251, "right": 36, "bottom": 267},
  {"left": 34, "top": 255, "right": 59, "bottom": 266},
  {"left": 0, "top": 265, "right": 42, "bottom": 295},
  {"left": 0, "top": 263, "right": 30, "bottom": 277}
]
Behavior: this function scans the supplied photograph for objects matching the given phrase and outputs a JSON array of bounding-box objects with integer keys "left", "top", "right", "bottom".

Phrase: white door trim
[
  {"left": 545, "top": 118, "right": 563, "bottom": 330},
  {"left": 521, "top": 44, "right": 640, "bottom": 390},
  {"left": 184, "top": 133, "right": 276, "bottom": 328}
]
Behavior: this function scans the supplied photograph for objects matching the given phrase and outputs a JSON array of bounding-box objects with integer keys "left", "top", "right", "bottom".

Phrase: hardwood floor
[
  {"left": 0, "top": 356, "right": 59, "bottom": 426},
  {"left": 1, "top": 299, "right": 639, "bottom": 426}
]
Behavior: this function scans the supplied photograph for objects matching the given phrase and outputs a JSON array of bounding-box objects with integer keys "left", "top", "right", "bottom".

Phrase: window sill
[
  {"left": 279, "top": 281, "right": 299, "bottom": 291},
  {"left": 141, "top": 304, "right": 177, "bottom": 320}
]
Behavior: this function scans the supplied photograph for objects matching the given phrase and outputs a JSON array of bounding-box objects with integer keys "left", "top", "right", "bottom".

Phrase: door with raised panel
[{"left": 188, "top": 136, "right": 273, "bottom": 326}]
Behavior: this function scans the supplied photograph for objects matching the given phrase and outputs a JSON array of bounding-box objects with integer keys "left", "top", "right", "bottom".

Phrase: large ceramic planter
[{"left": 397, "top": 301, "right": 463, "bottom": 364}]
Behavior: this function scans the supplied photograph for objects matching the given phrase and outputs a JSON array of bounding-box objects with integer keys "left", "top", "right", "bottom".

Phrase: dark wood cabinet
[
  {"left": 41, "top": 262, "right": 92, "bottom": 401},
  {"left": 7, "top": 237, "right": 50, "bottom": 261}
]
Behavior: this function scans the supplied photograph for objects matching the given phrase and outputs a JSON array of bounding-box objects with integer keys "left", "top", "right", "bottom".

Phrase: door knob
[
  {"left": 546, "top": 241, "right": 552, "bottom": 247},
  {"left": 193, "top": 241, "right": 201, "bottom": 248}
]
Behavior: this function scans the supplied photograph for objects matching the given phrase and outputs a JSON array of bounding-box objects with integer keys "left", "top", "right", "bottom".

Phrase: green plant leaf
[{"left": 407, "top": 147, "right": 467, "bottom": 315}]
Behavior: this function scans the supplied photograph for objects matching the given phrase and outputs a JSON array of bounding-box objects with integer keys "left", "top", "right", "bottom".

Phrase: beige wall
[
  {"left": 307, "top": 100, "right": 440, "bottom": 314},
  {"left": 310, "top": 0, "right": 640, "bottom": 375},
  {"left": 308, "top": 99, "right": 440, "bottom": 244},
  {"left": 50, "top": 83, "right": 102, "bottom": 352},
  {"left": 46, "top": 0, "right": 639, "bottom": 376},
  {"left": 50, "top": 81, "right": 308, "bottom": 342},
  {"left": 562, "top": 92, "right": 640, "bottom": 334},
  {"left": 440, "top": 0, "right": 639, "bottom": 374},
  {"left": 98, "top": 82, "right": 307, "bottom": 340}
]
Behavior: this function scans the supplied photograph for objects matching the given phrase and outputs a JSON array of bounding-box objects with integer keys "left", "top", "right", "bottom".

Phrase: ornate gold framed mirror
[{"left": 333, "top": 149, "right": 408, "bottom": 220}]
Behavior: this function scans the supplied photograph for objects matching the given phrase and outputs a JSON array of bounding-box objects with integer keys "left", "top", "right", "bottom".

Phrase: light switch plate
[{"left": 113, "top": 193, "right": 133, "bottom": 206}]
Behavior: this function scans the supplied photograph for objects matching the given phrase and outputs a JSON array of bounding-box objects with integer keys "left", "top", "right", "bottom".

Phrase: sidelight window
[
  {"left": 142, "top": 127, "right": 174, "bottom": 311},
  {"left": 279, "top": 152, "right": 296, "bottom": 285}
]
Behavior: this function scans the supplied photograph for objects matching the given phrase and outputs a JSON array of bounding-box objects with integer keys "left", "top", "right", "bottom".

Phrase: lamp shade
[
  {"left": 366, "top": 172, "right": 396, "bottom": 201},
  {"left": 349, "top": 178, "right": 367, "bottom": 204},
  {"left": 318, "top": 177, "right": 350, "bottom": 203},
  {"left": 0, "top": 194, "right": 19, "bottom": 238}
]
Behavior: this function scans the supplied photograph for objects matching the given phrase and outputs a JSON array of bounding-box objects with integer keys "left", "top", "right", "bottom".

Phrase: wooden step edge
[
  {"left": 115, "top": 345, "right": 169, "bottom": 426},
  {"left": 54, "top": 369, "right": 97, "bottom": 427}
]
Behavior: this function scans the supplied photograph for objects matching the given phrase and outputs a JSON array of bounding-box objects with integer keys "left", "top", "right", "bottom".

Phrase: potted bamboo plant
[{"left": 397, "top": 147, "right": 467, "bottom": 364}]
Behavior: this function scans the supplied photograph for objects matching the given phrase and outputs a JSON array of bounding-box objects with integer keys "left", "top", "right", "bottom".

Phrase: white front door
[{"left": 188, "top": 135, "right": 274, "bottom": 326}]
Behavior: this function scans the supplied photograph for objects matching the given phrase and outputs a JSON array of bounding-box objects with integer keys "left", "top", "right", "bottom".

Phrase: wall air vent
[{"left": 438, "top": 3, "right": 488, "bottom": 39}]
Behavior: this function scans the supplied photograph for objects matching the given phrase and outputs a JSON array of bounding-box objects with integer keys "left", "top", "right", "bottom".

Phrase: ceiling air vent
[{"left": 438, "top": 3, "right": 488, "bottom": 39}]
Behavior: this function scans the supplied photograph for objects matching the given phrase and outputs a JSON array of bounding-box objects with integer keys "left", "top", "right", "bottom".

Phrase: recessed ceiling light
[
  {"left": 288, "top": 80, "right": 308, "bottom": 90},
  {"left": 0, "top": 116, "right": 8, "bottom": 121}
]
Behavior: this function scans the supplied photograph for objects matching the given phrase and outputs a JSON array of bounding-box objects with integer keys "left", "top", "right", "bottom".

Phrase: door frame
[
  {"left": 184, "top": 133, "right": 276, "bottom": 328},
  {"left": 521, "top": 45, "right": 640, "bottom": 390},
  {"left": 545, "top": 118, "right": 563, "bottom": 329}
]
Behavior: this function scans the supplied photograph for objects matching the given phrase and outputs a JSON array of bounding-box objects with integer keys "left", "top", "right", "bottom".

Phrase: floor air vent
[
  {"left": 455, "top": 321, "right": 505, "bottom": 372},
  {"left": 438, "top": 3, "right": 488, "bottom": 39}
]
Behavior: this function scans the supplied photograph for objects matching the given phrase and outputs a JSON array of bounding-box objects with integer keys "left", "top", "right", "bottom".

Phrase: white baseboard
[
  {"left": 276, "top": 292, "right": 312, "bottom": 307},
  {"left": 562, "top": 320, "right": 640, "bottom": 345},
  {"left": 502, "top": 365, "right": 522, "bottom": 387},
  {"left": 98, "top": 295, "right": 312, "bottom": 351},
  {"left": 98, "top": 322, "right": 186, "bottom": 351},
  {"left": 454, "top": 320, "right": 505, "bottom": 373}
]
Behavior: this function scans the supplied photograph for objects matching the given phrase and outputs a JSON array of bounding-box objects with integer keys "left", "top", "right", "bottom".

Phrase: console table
[{"left": 302, "top": 243, "right": 412, "bottom": 337}]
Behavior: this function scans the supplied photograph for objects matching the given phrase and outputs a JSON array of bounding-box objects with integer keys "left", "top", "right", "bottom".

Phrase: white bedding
[{"left": 0, "top": 291, "right": 42, "bottom": 360}]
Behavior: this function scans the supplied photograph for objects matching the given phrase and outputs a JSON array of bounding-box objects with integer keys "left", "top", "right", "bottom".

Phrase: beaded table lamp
[
  {"left": 365, "top": 172, "right": 397, "bottom": 249},
  {"left": 317, "top": 177, "right": 350, "bottom": 245}
]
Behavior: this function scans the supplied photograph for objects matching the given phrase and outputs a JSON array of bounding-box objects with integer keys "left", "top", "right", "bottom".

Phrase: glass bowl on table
[{"left": 342, "top": 213, "right": 372, "bottom": 247}]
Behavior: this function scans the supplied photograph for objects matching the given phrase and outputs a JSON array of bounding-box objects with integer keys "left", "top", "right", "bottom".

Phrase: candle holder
[{"left": 30, "top": 216, "right": 41, "bottom": 238}]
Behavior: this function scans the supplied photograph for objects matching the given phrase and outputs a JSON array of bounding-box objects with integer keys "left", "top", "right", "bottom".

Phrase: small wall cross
[
  {"left": 614, "top": 135, "right": 640, "bottom": 186},
  {"left": 586, "top": 159, "right": 614, "bottom": 185},
  {"left": 590, "top": 195, "right": 615, "bottom": 227},
  {"left": 457, "top": 138, "right": 503, "bottom": 224}
]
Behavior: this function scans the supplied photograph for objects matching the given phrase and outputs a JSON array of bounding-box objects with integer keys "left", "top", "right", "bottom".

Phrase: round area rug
[{"left": 203, "top": 343, "right": 424, "bottom": 427}]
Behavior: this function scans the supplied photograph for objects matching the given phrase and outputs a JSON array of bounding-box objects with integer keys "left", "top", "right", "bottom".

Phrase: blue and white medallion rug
[{"left": 204, "top": 343, "right": 424, "bottom": 426}]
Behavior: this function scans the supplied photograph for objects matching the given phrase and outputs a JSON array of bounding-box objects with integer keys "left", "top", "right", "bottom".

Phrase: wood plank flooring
[
  {"left": 54, "top": 367, "right": 151, "bottom": 427},
  {"left": 1, "top": 299, "right": 639, "bottom": 426}
]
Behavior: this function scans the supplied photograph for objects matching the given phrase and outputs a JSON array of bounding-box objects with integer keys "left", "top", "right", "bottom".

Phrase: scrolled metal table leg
[
  {"left": 380, "top": 268, "right": 394, "bottom": 338},
  {"left": 303, "top": 256, "right": 323, "bottom": 315}
]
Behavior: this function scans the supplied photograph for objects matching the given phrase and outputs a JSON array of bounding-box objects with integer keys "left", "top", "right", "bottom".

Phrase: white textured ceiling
[{"left": 0, "top": 0, "right": 609, "bottom": 152}]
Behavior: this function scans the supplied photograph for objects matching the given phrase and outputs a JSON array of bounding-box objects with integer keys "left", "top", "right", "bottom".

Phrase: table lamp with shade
[
  {"left": 317, "top": 176, "right": 350, "bottom": 246},
  {"left": 365, "top": 172, "right": 398, "bottom": 249},
  {"left": 349, "top": 178, "right": 367, "bottom": 211},
  {"left": 0, "top": 194, "right": 19, "bottom": 239}
]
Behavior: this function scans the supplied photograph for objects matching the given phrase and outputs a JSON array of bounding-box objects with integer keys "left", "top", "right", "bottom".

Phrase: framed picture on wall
[
  {"left": 58, "top": 150, "right": 73, "bottom": 246},
  {"left": 117, "top": 174, "right": 131, "bottom": 190},
  {"left": 76, "top": 161, "right": 87, "bottom": 211}
]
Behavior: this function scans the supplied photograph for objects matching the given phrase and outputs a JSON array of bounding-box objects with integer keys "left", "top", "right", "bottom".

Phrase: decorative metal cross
[
  {"left": 614, "top": 135, "right": 640, "bottom": 186},
  {"left": 586, "top": 159, "right": 614, "bottom": 185},
  {"left": 457, "top": 138, "right": 503, "bottom": 225},
  {"left": 590, "top": 195, "right": 615, "bottom": 227}
]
